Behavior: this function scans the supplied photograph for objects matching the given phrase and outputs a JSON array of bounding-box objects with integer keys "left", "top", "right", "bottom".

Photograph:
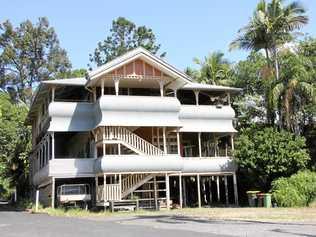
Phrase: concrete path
[{"left": 0, "top": 211, "right": 315, "bottom": 237}]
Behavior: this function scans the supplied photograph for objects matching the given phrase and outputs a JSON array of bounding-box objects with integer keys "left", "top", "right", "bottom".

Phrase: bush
[
  {"left": 272, "top": 170, "right": 316, "bottom": 207},
  {"left": 234, "top": 125, "right": 310, "bottom": 192}
]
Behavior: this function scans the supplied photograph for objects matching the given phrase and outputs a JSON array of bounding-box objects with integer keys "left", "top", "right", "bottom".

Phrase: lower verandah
[{"left": 34, "top": 126, "right": 237, "bottom": 209}]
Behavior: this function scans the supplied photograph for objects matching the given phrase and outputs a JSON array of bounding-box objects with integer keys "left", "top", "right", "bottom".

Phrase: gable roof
[{"left": 87, "top": 47, "right": 193, "bottom": 86}]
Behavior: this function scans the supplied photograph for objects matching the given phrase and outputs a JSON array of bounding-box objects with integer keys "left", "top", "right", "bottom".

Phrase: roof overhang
[{"left": 181, "top": 82, "right": 242, "bottom": 94}]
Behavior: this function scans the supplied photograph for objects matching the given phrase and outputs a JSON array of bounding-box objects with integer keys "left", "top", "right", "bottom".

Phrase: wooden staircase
[
  {"left": 97, "top": 173, "right": 155, "bottom": 202},
  {"left": 121, "top": 174, "right": 155, "bottom": 198},
  {"left": 104, "top": 127, "right": 164, "bottom": 156}
]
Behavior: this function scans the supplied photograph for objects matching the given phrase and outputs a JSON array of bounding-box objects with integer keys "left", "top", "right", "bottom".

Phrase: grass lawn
[{"left": 35, "top": 207, "right": 316, "bottom": 222}]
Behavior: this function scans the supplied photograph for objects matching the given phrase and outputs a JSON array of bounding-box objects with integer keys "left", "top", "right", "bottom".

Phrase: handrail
[
  {"left": 121, "top": 174, "right": 147, "bottom": 193},
  {"left": 104, "top": 127, "right": 164, "bottom": 156}
]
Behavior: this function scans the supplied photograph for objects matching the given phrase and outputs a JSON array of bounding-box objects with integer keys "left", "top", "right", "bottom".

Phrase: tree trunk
[{"left": 284, "top": 89, "right": 292, "bottom": 131}]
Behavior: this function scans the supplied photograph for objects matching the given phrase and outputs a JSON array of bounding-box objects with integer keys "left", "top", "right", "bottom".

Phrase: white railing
[
  {"left": 97, "top": 184, "right": 121, "bottom": 201},
  {"left": 104, "top": 127, "right": 164, "bottom": 156},
  {"left": 121, "top": 174, "right": 147, "bottom": 193}
]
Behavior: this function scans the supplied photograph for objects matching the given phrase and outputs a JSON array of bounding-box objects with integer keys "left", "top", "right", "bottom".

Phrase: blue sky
[{"left": 1, "top": 0, "right": 316, "bottom": 71}]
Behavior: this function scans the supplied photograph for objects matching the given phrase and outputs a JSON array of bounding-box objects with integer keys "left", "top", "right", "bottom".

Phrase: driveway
[{"left": 0, "top": 211, "right": 315, "bottom": 237}]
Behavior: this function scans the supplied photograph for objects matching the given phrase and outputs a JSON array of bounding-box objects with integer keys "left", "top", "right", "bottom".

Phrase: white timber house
[{"left": 26, "top": 47, "right": 241, "bottom": 209}]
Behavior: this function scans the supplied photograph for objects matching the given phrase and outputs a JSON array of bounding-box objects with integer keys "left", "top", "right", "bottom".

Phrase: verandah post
[
  {"left": 165, "top": 173, "right": 170, "bottom": 210},
  {"left": 197, "top": 174, "right": 201, "bottom": 208}
]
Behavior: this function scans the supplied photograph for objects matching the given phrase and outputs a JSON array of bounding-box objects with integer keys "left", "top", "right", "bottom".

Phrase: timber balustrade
[{"left": 103, "top": 127, "right": 164, "bottom": 156}]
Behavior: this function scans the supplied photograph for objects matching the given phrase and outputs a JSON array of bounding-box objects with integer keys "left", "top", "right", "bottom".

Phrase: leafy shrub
[
  {"left": 234, "top": 125, "right": 310, "bottom": 191},
  {"left": 272, "top": 170, "right": 316, "bottom": 207}
]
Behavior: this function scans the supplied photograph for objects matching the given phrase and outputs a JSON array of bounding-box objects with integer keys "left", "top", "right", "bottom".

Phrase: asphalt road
[{"left": 0, "top": 210, "right": 315, "bottom": 237}]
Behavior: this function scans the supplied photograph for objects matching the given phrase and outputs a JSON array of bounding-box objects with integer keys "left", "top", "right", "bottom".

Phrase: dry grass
[
  {"left": 36, "top": 207, "right": 316, "bottom": 222},
  {"left": 169, "top": 207, "right": 316, "bottom": 222}
]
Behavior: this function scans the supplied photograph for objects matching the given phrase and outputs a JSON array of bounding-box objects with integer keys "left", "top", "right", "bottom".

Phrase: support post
[
  {"left": 114, "top": 79, "right": 119, "bottom": 96},
  {"left": 101, "top": 79, "right": 104, "bottom": 95},
  {"left": 157, "top": 127, "right": 160, "bottom": 149},
  {"left": 165, "top": 173, "right": 170, "bottom": 210},
  {"left": 179, "top": 173, "right": 183, "bottom": 208},
  {"left": 163, "top": 127, "right": 167, "bottom": 154},
  {"left": 197, "top": 174, "right": 201, "bottom": 208},
  {"left": 224, "top": 176, "right": 229, "bottom": 205},
  {"left": 103, "top": 173, "right": 106, "bottom": 209},
  {"left": 119, "top": 174, "right": 122, "bottom": 200},
  {"left": 227, "top": 92, "right": 231, "bottom": 105},
  {"left": 183, "top": 177, "right": 187, "bottom": 207},
  {"left": 159, "top": 80, "right": 164, "bottom": 97},
  {"left": 102, "top": 127, "right": 106, "bottom": 156},
  {"left": 233, "top": 173, "right": 239, "bottom": 206},
  {"left": 47, "top": 136, "right": 50, "bottom": 162},
  {"left": 154, "top": 176, "right": 158, "bottom": 210},
  {"left": 51, "top": 86, "right": 55, "bottom": 102},
  {"left": 177, "top": 130, "right": 181, "bottom": 156},
  {"left": 194, "top": 90, "right": 199, "bottom": 106},
  {"left": 35, "top": 189, "right": 39, "bottom": 212},
  {"left": 173, "top": 89, "right": 177, "bottom": 98},
  {"left": 44, "top": 142, "right": 47, "bottom": 166},
  {"left": 209, "top": 177, "right": 212, "bottom": 205},
  {"left": 51, "top": 132, "right": 55, "bottom": 160},
  {"left": 214, "top": 134, "right": 218, "bottom": 157},
  {"left": 198, "top": 132, "right": 202, "bottom": 157},
  {"left": 231, "top": 134, "right": 234, "bottom": 151},
  {"left": 118, "top": 143, "right": 121, "bottom": 155},
  {"left": 216, "top": 176, "right": 220, "bottom": 202},
  {"left": 93, "top": 87, "right": 96, "bottom": 102},
  {"left": 51, "top": 177, "right": 55, "bottom": 208},
  {"left": 95, "top": 176, "right": 98, "bottom": 203}
]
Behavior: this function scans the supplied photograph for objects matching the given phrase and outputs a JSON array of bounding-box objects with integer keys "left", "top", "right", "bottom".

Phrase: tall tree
[
  {"left": 0, "top": 17, "right": 71, "bottom": 103},
  {"left": 90, "top": 17, "right": 165, "bottom": 66},
  {"left": 0, "top": 92, "right": 31, "bottom": 198},
  {"left": 271, "top": 53, "right": 315, "bottom": 131},
  {"left": 193, "top": 51, "right": 232, "bottom": 85},
  {"left": 230, "top": 0, "right": 309, "bottom": 125}
]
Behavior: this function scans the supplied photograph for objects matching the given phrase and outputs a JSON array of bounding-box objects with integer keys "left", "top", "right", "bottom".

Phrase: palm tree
[
  {"left": 193, "top": 51, "right": 232, "bottom": 85},
  {"left": 230, "top": 0, "right": 309, "bottom": 125},
  {"left": 271, "top": 53, "right": 315, "bottom": 131}
]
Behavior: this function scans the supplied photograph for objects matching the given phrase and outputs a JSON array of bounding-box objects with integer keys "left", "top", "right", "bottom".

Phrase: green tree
[
  {"left": 231, "top": 52, "right": 266, "bottom": 95},
  {"left": 234, "top": 125, "right": 310, "bottom": 192},
  {"left": 193, "top": 51, "right": 231, "bottom": 85},
  {"left": 271, "top": 53, "right": 315, "bottom": 131},
  {"left": 57, "top": 68, "right": 87, "bottom": 79},
  {"left": 230, "top": 0, "right": 309, "bottom": 125},
  {"left": 0, "top": 92, "right": 31, "bottom": 198},
  {"left": 0, "top": 17, "right": 71, "bottom": 103},
  {"left": 90, "top": 17, "right": 165, "bottom": 66}
]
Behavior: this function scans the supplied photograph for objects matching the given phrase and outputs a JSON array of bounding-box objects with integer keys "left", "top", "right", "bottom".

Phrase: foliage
[
  {"left": 230, "top": 0, "right": 309, "bottom": 125},
  {"left": 90, "top": 17, "right": 165, "bottom": 66},
  {"left": 0, "top": 92, "right": 31, "bottom": 197},
  {"left": 0, "top": 17, "right": 71, "bottom": 103},
  {"left": 234, "top": 125, "right": 310, "bottom": 191},
  {"left": 193, "top": 51, "right": 232, "bottom": 85},
  {"left": 231, "top": 52, "right": 266, "bottom": 95},
  {"left": 231, "top": 52, "right": 267, "bottom": 127},
  {"left": 57, "top": 68, "right": 87, "bottom": 79},
  {"left": 272, "top": 170, "right": 316, "bottom": 207},
  {"left": 271, "top": 52, "right": 315, "bottom": 131}
]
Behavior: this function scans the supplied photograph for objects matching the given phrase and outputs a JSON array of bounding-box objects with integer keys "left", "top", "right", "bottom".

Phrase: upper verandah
[{"left": 26, "top": 47, "right": 241, "bottom": 123}]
